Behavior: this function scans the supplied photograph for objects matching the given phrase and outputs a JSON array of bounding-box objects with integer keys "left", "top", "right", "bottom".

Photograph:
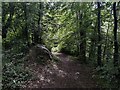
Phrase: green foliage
[
  {"left": 2, "top": 2, "right": 120, "bottom": 88},
  {"left": 2, "top": 40, "right": 30, "bottom": 89},
  {"left": 2, "top": 62, "right": 31, "bottom": 89},
  {"left": 96, "top": 61, "right": 120, "bottom": 88}
]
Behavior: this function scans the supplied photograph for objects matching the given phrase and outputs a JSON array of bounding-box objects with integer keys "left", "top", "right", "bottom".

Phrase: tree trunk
[
  {"left": 76, "top": 11, "right": 80, "bottom": 56},
  {"left": 2, "top": 3, "right": 14, "bottom": 39},
  {"left": 34, "top": 2, "right": 43, "bottom": 44},
  {"left": 23, "top": 3, "right": 29, "bottom": 46},
  {"left": 103, "top": 21, "right": 109, "bottom": 63},
  {"left": 78, "top": 10, "right": 86, "bottom": 63},
  {"left": 97, "top": 2, "right": 102, "bottom": 66},
  {"left": 113, "top": 2, "right": 119, "bottom": 66},
  {"left": 89, "top": 20, "right": 97, "bottom": 64}
]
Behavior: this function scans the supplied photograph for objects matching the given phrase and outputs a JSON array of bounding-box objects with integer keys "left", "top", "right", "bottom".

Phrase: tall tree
[
  {"left": 97, "top": 2, "right": 102, "bottom": 66},
  {"left": 113, "top": 2, "right": 119, "bottom": 66},
  {"left": 78, "top": 3, "right": 86, "bottom": 63},
  {"left": 34, "top": 2, "right": 43, "bottom": 44},
  {"left": 2, "top": 3, "right": 14, "bottom": 39},
  {"left": 23, "top": 2, "right": 29, "bottom": 46}
]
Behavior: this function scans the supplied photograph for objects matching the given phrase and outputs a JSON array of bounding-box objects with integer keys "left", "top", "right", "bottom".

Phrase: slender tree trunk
[
  {"left": 113, "top": 2, "right": 119, "bottom": 66},
  {"left": 76, "top": 11, "right": 80, "bottom": 56},
  {"left": 36, "top": 2, "right": 43, "bottom": 44},
  {"left": 34, "top": 3, "right": 40, "bottom": 44},
  {"left": 103, "top": 22, "right": 109, "bottom": 63},
  {"left": 89, "top": 20, "right": 97, "bottom": 64},
  {"left": 97, "top": 2, "right": 102, "bottom": 66},
  {"left": 2, "top": 3, "right": 14, "bottom": 39},
  {"left": 23, "top": 3, "right": 29, "bottom": 46},
  {"left": 78, "top": 9, "right": 86, "bottom": 63},
  {"left": 32, "top": 22, "right": 35, "bottom": 45},
  {"left": 113, "top": 3, "right": 120, "bottom": 87}
]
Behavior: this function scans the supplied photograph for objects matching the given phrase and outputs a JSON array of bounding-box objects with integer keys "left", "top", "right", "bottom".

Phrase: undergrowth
[
  {"left": 2, "top": 43, "right": 31, "bottom": 90},
  {"left": 95, "top": 61, "right": 120, "bottom": 88}
]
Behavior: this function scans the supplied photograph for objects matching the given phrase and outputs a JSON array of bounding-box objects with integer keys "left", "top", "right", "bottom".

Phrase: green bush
[
  {"left": 2, "top": 40, "right": 31, "bottom": 89},
  {"left": 2, "top": 62, "right": 31, "bottom": 89},
  {"left": 96, "top": 61, "right": 120, "bottom": 88}
]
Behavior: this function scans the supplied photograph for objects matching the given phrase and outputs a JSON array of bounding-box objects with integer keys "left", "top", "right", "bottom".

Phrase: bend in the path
[
  {"left": 23, "top": 52, "right": 99, "bottom": 88},
  {"left": 53, "top": 52, "right": 98, "bottom": 88}
]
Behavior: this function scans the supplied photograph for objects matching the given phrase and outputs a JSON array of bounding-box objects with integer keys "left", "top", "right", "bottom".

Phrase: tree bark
[
  {"left": 2, "top": 3, "right": 14, "bottom": 39},
  {"left": 113, "top": 2, "right": 119, "bottom": 66},
  {"left": 89, "top": 20, "right": 97, "bottom": 64},
  {"left": 78, "top": 9, "right": 86, "bottom": 63},
  {"left": 35, "top": 2, "right": 43, "bottom": 44},
  {"left": 97, "top": 2, "right": 102, "bottom": 66},
  {"left": 23, "top": 3, "right": 29, "bottom": 46}
]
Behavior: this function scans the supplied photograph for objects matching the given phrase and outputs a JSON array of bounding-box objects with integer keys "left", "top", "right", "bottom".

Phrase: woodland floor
[{"left": 22, "top": 53, "right": 99, "bottom": 88}]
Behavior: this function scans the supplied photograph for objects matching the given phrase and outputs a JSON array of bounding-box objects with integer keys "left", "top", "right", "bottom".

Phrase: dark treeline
[{"left": 2, "top": 2, "right": 120, "bottom": 89}]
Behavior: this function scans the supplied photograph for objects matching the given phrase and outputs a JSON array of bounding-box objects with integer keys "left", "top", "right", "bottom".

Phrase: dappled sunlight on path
[{"left": 23, "top": 53, "right": 99, "bottom": 88}]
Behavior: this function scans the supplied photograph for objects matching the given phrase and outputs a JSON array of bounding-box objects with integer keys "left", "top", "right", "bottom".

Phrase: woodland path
[{"left": 23, "top": 53, "right": 99, "bottom": 88}]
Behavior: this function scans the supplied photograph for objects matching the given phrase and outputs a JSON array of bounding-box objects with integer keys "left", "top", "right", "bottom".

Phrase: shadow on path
[{"left": 23, "top": 52, "right": 99, "bottom": 88}]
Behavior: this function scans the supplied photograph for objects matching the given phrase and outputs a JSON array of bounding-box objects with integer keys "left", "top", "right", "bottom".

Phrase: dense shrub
[
  {"left": 96, "top": 61, "right": 120, "bottom": 88},
  {"left": 2, "top": 42, "right": 31, "bottom": 89},
  {"left": 2, "top": 62, "right": 31, "bottom": 90}
]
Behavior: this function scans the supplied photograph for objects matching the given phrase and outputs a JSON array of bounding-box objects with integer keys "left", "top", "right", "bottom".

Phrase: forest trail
[{"left": 23, "top": 53, "right": 99, "bottom": 88}]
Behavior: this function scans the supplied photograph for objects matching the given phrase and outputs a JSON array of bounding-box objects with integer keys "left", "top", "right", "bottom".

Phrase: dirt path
[{"left": 23, "top": 53, "right": 99, "bottom": 88}]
